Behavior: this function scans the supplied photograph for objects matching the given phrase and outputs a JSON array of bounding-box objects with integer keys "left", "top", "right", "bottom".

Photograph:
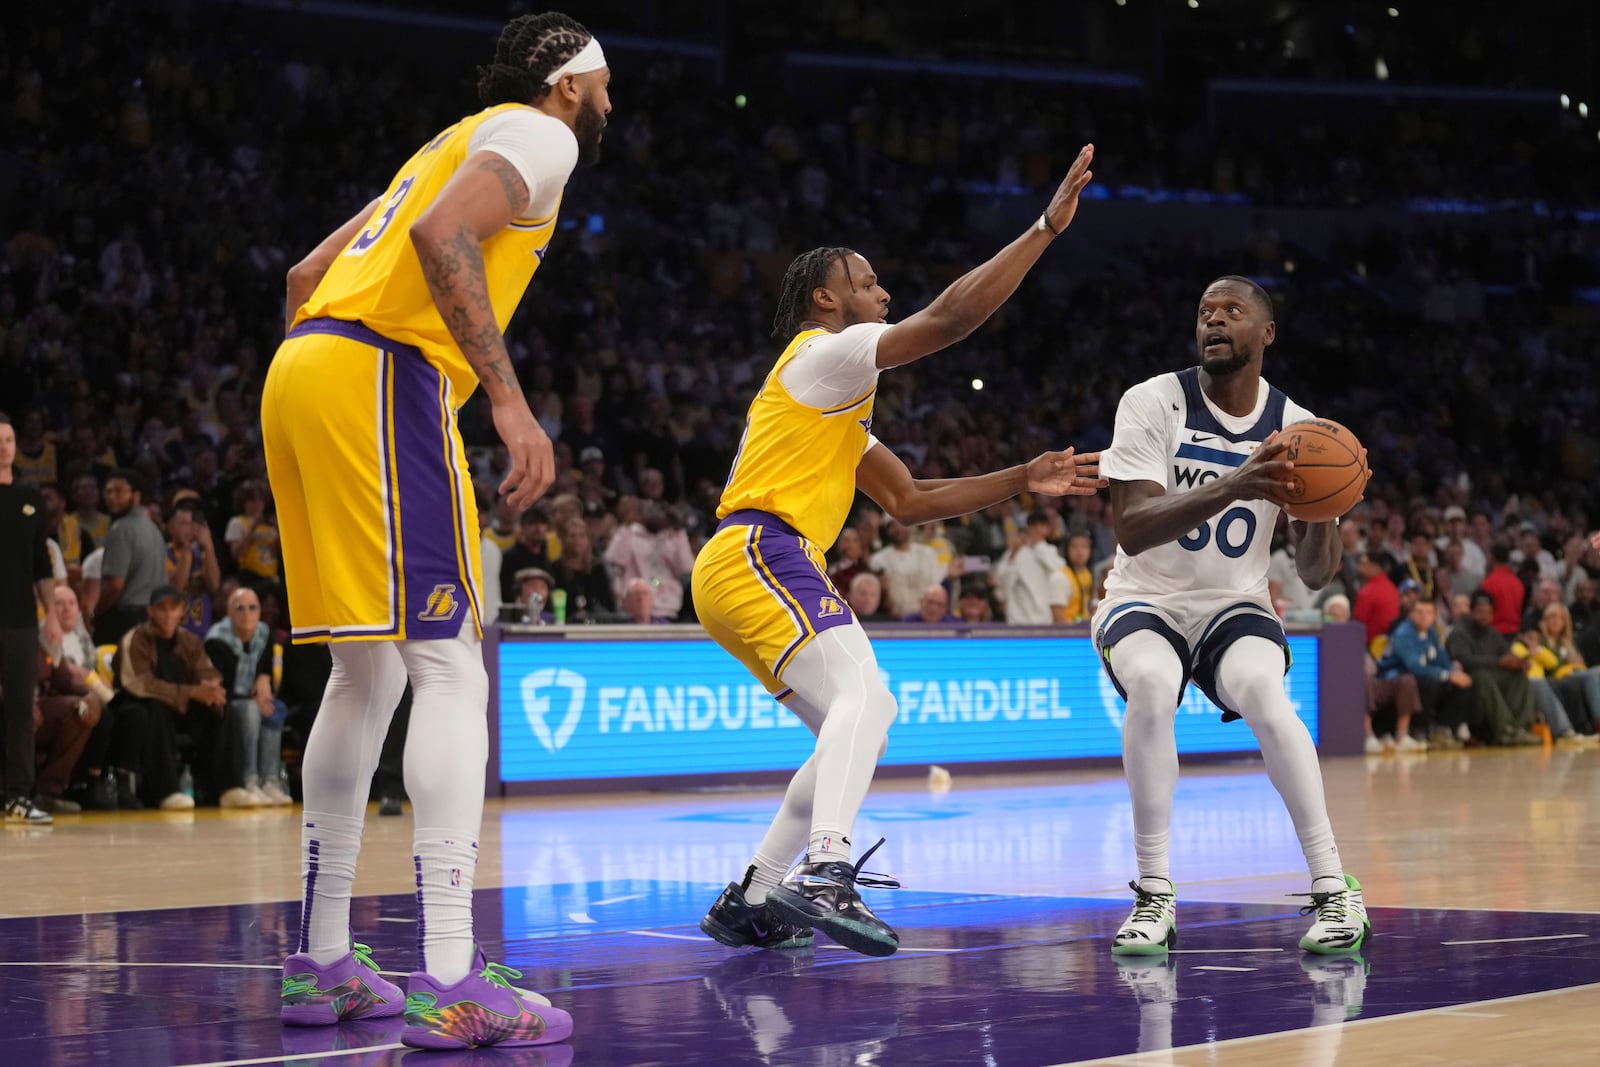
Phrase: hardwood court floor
[{"left": 2, "top": 747, "right": 1598, "bottom": 1066}]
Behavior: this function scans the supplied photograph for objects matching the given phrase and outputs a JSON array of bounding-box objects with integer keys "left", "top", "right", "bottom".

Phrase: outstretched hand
[
  {"left": 1041, "top": 145, "right": 1095, "bottom": 234},
  {"left": 1229, "top": 431, "right": 1296, "bottom": 504},
  {"left": 1026, "top": 448, "right": 1107, "bottom": 497}
]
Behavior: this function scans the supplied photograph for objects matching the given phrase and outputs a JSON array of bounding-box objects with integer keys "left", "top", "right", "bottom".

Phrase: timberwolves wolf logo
[
  {"left": 416, "top": 584, "right": 461, "bottom": 622},
  {"left": 818, "top": 596, "right": 845, "bottom": 619},
  {"left": 521, "top": 668, "right": 587, "bottom": 752}
]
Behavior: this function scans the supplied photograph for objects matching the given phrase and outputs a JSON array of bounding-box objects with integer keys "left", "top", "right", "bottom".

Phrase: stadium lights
[
  {"left": 1187, "top": 0, "right": 1198, "bottom": 8},
  {"left": 1387, "top": 6, "right": 1399, "bottom": 16},
  {"left": 1375, "top": 57, "right": 1390, "bottom": 80},
  {"left": 972, "top": 378, "right": 985, "bottom": 391},
  {"left": 1562, "top": 94, "right": 1572, "bottom": 109},
  {"left": 1582, "top": 102, "right": 1591, "bottom": 118},
  {"left": 1115, "top": 0, "right": 1126, "bottom": 6}
]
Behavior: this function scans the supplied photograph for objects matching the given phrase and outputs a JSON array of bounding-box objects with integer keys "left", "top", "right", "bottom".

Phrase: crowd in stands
[{"left": 4, "top": 2, "right": 1600, "bottom": 812}]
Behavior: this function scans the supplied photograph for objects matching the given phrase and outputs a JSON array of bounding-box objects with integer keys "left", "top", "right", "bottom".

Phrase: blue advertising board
[{"left": 498, "top": 632, "right": 1319, "bottom": 784}]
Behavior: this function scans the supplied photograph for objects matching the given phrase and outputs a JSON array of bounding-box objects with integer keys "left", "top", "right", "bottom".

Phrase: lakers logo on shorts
[
  {"left": 417, "top": 584, "right": 461, "bottom": 623},
  {"left": 817, "top": 596, "right": 844, "bottom": 619}
]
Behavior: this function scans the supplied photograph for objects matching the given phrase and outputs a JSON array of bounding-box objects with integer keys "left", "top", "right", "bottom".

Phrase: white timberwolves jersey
[{"left": 1101, "top": 368, "right": 1314, "bottom": 604}]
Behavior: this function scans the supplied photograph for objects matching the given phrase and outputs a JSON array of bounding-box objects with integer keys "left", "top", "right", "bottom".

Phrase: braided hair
[
  {"left": 771, "top": 246, "right": 855, "bottom": 339},
  {"left": 477, "top": 12, "right": 593, "bottom": 107}
]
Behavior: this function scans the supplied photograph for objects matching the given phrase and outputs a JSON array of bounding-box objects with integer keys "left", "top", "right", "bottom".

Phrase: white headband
[{"left": 544, "top": 37, "right": 607, "bottom": 85}]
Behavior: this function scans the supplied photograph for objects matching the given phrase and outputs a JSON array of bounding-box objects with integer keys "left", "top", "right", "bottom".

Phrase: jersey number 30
[
  {"left": 347, "top": 176, "right": 417, "bottom": 257},
  {"left": 1178, "top": 506, "right": 1257, "bottom": 559}
]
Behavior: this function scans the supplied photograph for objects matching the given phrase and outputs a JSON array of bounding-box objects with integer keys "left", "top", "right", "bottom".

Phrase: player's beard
[
  {"left": 1201, "top": 345, "right": 1251, "bottom": 377},
  {"left": 574, "top": 94, "right": 606, "bottom": 167}
]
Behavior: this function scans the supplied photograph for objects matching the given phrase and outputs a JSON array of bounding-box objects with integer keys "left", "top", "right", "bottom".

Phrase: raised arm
[
  {"left": 410, "top": 151, "right": 551, "bottom": 508},
  {"left": 285, "top": 199, "right": 381, "bottom": 335},
  {"left": 856, "top": 442, "right": 1104, "bottom": 528},
  {"left": 873, "top": 146, "right": 1094, "bottom": 370}
]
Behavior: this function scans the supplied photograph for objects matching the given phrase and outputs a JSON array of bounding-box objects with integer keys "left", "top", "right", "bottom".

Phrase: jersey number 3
[
  {"left": 1178, "top": 505, "right": 1257, "bottom": 559},
  {"left": 347, "top": 175, "right": 417, "bottom": 257}
]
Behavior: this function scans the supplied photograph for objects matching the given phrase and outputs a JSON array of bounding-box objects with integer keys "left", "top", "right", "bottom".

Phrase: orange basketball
[{"left": 1276, "top": 419, "right": 1368, "bottom": 522}]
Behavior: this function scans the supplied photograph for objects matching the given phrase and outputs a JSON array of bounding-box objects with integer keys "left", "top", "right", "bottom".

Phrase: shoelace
[
  {"left": 351, "top": 943, "right": 381, "bottom": 972},
  {"left": 478, "top": 960, "right": 526, "bottom": 991},
  {"left": 1125, "top": 880, "right": 1175, "bottom": 924},
  {"left": 1293, "top": 888, "right": 1350, "bottom": 924},
  {"left": 850, "top": 837, "right": 902, "bottom": 890}
]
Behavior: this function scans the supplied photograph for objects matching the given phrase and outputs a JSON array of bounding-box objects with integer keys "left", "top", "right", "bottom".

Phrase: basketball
[{"left": 1276, "top": 419, "right": 1368, "bottom": 522}]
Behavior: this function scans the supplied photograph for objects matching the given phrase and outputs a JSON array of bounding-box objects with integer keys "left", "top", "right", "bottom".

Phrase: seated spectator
[
  {"left": 1392, "top": 530, "right": 1438, "bottom": 604},
  {"left": 1322, "top": 595, "right": 1351, "bottom": 624},
  {"left": 605, "top": 497, "right": 694, "bottom": 622},
  {"left": 956, "top": 580, "right": 995, "bottom": 624},
  {"left": 115, "top": 585, "right": 229, "bottom": 809},
  {"left": 205, "top": 586, "right": 292, "bottom": 807},
  {"left": 225, "top": 480, "right": 280, "bottom": 584},
  {"left": 1536, "top": 603, "right": 1600, "bottom": 739},
  {"left": 1511, "top": 626, "right": 1587, "bottom": 744},
  {"left": 1445, "top": 592, "right": 1540, "bottom": 746},
  {"left": 871, "top": 518, "right": 946, "bottom": 618},
  {"left": 505, "top": 567, "right": 556, "bottom": 625},
  {"left": 498, "top": 506, "right": 555, "bottom": 606},
  {"left": 1352, "top": 550, "right": 1400, "bottom": 652},
  {"left": 1520, "top": 578, "right": 1563, "bottom": 634},
  {"left": 166, "top": 499, "right": 220, "bottom": 637},
  {"left": 24, "top": 691, "right": 91, "bottom": 815},
  {"left": 1372, "top": 600, "right": 1472, "bottom": 753},
  {"left": 1388, "top": 579, "right": 1423, "bottom": 634},
  {"left": 37, "top": 585, "right": 120, "bottom": 811},
  {"left": 843, "top": 571, "right": 895, "bottom": 624},
  {"left": 621, "top": 578, "right": 673, "bottom": 625},
  {"left": 1050, "top": 532, "right": 1097, "bottom": 624},
  {"left": 551, "top": 518, "right": 617, "bottom": 622},
  {"left": 904, "top": 584, "right": 958, "bottom": 624},
  {"left": 826, "top": 525, "right": 874, "bottom": 599},
  {"left": 1480, "top": 540, "right": 1524, "bottom": 636}
]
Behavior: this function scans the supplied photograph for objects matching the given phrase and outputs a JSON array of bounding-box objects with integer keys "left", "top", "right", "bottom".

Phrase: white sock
[
  {"left": 1216, "top": 636, "right": 1345, "bottom": 886},
  {"left": 300, "top": 810, "right": 366, "bottom": 963},
  {"left": 782, "top": 625, "right": 896, "bottom": 867},
  {"left": 413, "top": 829, "right": 479, "bottom": 984},
  {"left": 397, "top": 629, "right": 489, "bottom": 983},
  {"left": 743, "top": 692, "right": 827, "bottom": 903},
  {"left": 744, "top": 860, "right": 785, "bottom": 906},
  {"left": 1110, "top": 630, "right": 1186, "bottom": 893},
  {"left": 296, "top": 642, "right": 408, "bottom": 964}
]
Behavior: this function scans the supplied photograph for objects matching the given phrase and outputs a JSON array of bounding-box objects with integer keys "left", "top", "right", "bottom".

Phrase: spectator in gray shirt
[{"left": 94, "top": 469, "right": 168, "bottom": 646}]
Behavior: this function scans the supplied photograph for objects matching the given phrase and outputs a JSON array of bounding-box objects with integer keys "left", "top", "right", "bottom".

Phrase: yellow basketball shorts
[
  {"left": 691, "top": 509, "right": 855, "bottom": 697},
  {"left": 261, "top": 318, "right": 483, "bottom": 644}
]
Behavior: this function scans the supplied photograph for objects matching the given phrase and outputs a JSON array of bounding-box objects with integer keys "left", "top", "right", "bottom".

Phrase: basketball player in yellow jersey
[
  {"left": 695, "top": 146, "right": 1103, "bottom": 958},
  {"left": 262, "top": 12, "right": 607, "bottom": 1050}
]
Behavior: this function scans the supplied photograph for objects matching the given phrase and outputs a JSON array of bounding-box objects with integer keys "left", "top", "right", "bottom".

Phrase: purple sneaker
[
  {"left": 401, "top": 949, "right": 573, "bottom": 1050},
  {"left": 281, "top": 943, "right": 404, "bottom": 1026}
]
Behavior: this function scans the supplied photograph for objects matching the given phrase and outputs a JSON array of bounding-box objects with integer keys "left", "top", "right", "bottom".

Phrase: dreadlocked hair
[
  {"left": 771, "top": 246, "right": 855, "bottom": 339},
  {"left": 477, "top": 12, "right": 593, "bottom": 107}
]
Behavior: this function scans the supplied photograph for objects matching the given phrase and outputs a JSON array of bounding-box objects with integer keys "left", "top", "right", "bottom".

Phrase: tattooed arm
[{"left": 410, "top": 151, "right": 554, "bottom": 506}]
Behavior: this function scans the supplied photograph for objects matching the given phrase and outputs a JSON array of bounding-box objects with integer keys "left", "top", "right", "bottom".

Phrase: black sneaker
[
  {"left": 765, "top": 838, "right": 900, "bottom": 958},
  {"left": 4, "top": 796, "right": 53, "bottom": 825},
  {"left": 701, "top": 866, "right": 814, "bottom": 950},
  {"left": 36, "top": 795, "right": 82, "bottom": 815}
]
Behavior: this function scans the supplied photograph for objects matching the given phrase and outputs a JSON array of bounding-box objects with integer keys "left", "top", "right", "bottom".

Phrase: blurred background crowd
[{"left": 3, "top": 0, "right": 1599, "bottom": 812}]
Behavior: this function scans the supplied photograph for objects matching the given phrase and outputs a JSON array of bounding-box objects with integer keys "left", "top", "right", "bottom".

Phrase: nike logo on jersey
[{"left": 1190, "top": 432, "right": 1217, "bottom": 443}]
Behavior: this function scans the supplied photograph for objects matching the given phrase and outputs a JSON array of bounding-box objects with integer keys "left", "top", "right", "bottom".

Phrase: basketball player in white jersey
[{"left": 1093, "top": 276, "right": 1371, "bottom": 956}]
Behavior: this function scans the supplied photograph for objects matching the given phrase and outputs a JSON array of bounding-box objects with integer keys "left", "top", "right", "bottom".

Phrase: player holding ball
[{"left": 1091, "top": 275, "right": 1372, "bottom": 958}]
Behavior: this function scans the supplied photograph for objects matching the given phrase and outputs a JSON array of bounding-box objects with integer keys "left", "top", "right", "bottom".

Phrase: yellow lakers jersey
[
  {"left": 294, "top": 103, "right": 562, "bottom": 400},
  {"left": 717, "top": 329, "right": 875, "bottom": 548}
]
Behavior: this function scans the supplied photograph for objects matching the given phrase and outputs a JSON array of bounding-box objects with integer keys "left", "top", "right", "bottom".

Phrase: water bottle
[{"left": 179, "top": 764, "right": 194, "bottom": 800}]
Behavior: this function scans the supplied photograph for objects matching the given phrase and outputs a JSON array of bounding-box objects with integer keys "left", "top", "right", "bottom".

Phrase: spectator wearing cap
[
  {"left": 1480, "top": 540, "right": 1525, "bottom": 636},
  {"left": 1352, "top": 549, "right": 1400, "bottom": 651},
  {"left": 94, "top": 468, "right": 168, "bottom": 646},
  {"left": 1436, "top": 505, "right": 1486, "bottom": 583},
  {"left": 1445, "top": 591, "right": 1541, "bottom": 746},
  {"left": 605, "top": 497, "right": 694, "bottom": 622},
  {"left": 508, "top": 567, "right": 556, "bottom": 624},
  {"left": 498, "top": 507, "right": 556, "bottom": 607},
  {"left": 576, "top": 445, "right": 628, "bottom": 504},
  {"left": 115, "top": 584, "right": 228, "bottom": 809},
  {"left": 1388, "top": 578, "right": 1423, "bottom": 635}
]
